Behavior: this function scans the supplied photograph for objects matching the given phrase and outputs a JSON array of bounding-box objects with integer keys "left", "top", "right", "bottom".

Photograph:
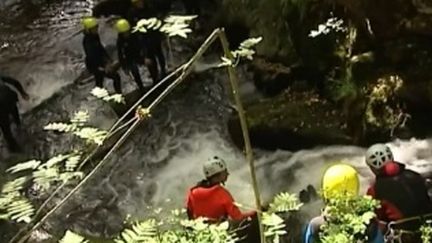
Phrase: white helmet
[
  {"left": 365, "top": 144, "right": 394, "bottom": 169},
  {"left": 203, "top": 156, "right": 227, "bottom": 178}
]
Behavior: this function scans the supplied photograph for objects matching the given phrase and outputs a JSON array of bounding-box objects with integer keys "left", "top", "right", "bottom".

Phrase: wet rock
[{"left": 228, "top": 90, "right": 353, "bottom": 151}]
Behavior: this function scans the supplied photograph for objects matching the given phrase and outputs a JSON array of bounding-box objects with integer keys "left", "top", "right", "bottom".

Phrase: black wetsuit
[
  {"left": 0, "top": 75, "right": 27, "bottom": 152},
  {"left": 83, "top": 32, "right": 122, "bottom": 93},
  {"left": 117, "top": 33, "right": 158, "bottom": 89},
  {"left": 127, "top": 4, "right": 167, "bottom": 81}
]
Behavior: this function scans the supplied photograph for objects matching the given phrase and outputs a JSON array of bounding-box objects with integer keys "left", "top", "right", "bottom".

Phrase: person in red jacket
[
  {"left": 186, "top": 156, "right": 256, "bottom": 223},
  {"left": 365, "top": 143, "right": 432, "bottom": 242}
]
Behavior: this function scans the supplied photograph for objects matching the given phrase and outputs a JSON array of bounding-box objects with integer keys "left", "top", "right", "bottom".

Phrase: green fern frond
[
  {"left": 91, "top": 87, "right": 110, "bottom": 99},
  {"left": 65, "top": 154, "right": 82, "bottom": 172},
  {"left": 59, "top": 230, "right": 89, "bottom": 243},
  {"left": 42, "top": 154, "right": 70, "bottom": 169},
  {"left": 239, "top": 37, "right": 263, "bottom": 49},
  {"left": 73, "top": 127, "right": 108, "bottom": 145},
  {"left": 33, "top": 167, "right": 60, "bottom": 190},
  {"left": 6, "top": 160, "right": 41, "bottom": 174},
  {"left": 8, "top": 198, "right": 35, "bottom": 223},
  {"left": 134, "top": 15, "right": 197, "bottom": 39},
  {"left": 0, "top": 193, "right": 35, "bottom": 223},
  {"left": 70, "top": 111, "right": 90, "bottom": 125},
  {"left": 44, "top": 122, "right": 76, "bottom": 133},
  {"left": 115, "top": 219, "right": 158, "bottom": 243},
  {"left": 1, "top": 177, "right": 29, "bottom": 193},
  {"left": 91, "top": 87, "right": 125, "bottom": 103},
  {"left": 268, "top": 192, "right": 303, "bottom": 213},
  {"left": 58, "top": 172, "right": 84, "bottom": 182}
]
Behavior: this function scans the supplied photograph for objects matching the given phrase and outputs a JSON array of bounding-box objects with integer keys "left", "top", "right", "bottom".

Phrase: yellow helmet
[
  {"left": 82, "top": 17, "right": 98, "bottom": 30},
  {"left": 321, "top": 164, "right": 359, "bottom": 200},
  {"left": 115, "top": 19, "right": 131, "bottom": 33}
]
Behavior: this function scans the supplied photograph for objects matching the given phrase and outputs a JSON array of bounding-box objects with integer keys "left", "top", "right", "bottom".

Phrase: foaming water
[{"left": 2, "top": 0, "right": 432, "bottom": 242}]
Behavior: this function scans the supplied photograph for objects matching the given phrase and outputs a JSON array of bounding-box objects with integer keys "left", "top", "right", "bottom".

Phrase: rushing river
[{"left": 1, "top": 0, "right": 432, "bottom": 242}]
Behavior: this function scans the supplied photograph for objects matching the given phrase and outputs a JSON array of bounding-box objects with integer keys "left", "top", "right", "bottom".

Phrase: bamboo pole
[{"left": 217, "top": 29, "right": 265, "bottom": 243}]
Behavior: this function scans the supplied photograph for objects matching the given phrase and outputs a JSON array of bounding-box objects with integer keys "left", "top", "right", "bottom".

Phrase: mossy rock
[{"left": 228, "top": 90, "right": 354, "bottom": 151}]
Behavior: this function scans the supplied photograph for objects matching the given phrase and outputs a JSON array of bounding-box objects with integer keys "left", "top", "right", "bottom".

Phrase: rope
[{"left": 381, "top": 212, "right": 432, "bottom": 242}]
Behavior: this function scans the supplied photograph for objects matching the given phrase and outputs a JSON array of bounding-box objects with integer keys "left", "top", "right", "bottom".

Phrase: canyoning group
[
  {"left": 1, "top": 0, "right": 432, "bottom": 243},
  {"left": 186, "top": 145, "right": 432, "bottom": 242}
]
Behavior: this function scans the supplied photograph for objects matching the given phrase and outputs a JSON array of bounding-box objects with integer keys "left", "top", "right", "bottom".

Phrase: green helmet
[
  {"left": 82, "top": 17, "right": 98, "bottom": 30},
  {"left": 115, "top": 19, "right": 131, "bottom": 33}
]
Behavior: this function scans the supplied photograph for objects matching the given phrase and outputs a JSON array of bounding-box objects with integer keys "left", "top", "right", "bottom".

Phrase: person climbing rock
[
  {"left": 0, "top": 74, "right": 29, "bottom": 152},
  {"left": 127, "top": 0, "right": 167, "bottom": 81},
  {"left": 365, "top": 144, "right": 432, "bottom": 242},
  {"left": 115, "top": 18, "right": 158, "bottom": 90},
  {"left": 304, "top": 164, "right": 384, "bottom": 243},
  {"left": 186, "top": 156, "right": 256, "bottom": 222},
  {"left": 81, "top": 17, "right": 122, "bottom": 94}
]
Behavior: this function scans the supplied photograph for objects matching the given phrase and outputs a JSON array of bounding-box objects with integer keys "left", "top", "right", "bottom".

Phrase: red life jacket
[{"left": 186, "top": 183, "right": 255, "bottom": 222}]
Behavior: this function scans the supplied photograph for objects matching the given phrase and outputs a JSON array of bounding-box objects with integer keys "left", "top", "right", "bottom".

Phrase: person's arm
[
  {"left": 304, "top": 216, "right": 325, "bottom": 243},
  {"left": 220, "top": 187, "right": 256, "bottom": 221},
  {"left": 1, "top": 76, "right": 29, "bottom": 99},
  {"left": 185, "top": 190, "right": 194, "bottom": 220}
]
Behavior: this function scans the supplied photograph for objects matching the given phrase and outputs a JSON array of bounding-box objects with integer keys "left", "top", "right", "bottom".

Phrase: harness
[{"left": 381, "top": 213, "right": 432, "bottom": 242}]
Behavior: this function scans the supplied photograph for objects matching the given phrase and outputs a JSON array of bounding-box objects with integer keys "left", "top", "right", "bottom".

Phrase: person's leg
[
  {"left": 128, "top": 63, "right": 145, "bottom": 90},
  {"left": 153, "top": 34, "right": 167, "bottom": 76},
  {"left": 105, "top": 71, "right": 123, "bottom": 94},
  {"left": 146, "top": 56, "right": 159, "bottom": 85},
  {"left": 0, "top": 117, "right": 20, "bottom": 152},
  {"left": 93, "top": 70, "right": 105, "bottom": 88}
]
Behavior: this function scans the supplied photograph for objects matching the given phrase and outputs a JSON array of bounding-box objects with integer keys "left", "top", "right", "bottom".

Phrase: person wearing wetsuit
[
  {"left": 127, "top": 0, "right": 167, "bottom": 81},
  {"left": 304, "top": 164, "right": 384, "bottom": 243},
  {"left": 365, "top": 144, "right": 432, "bottom": 242},
  {"left": 115, "top": 18, "right": 157, "bottom": 90},
  {"left": 81, "top": 17, "right": 122, "bottom": 93},
  {"left": 0, "top": 74, "right": 29, "bottom": 152}
]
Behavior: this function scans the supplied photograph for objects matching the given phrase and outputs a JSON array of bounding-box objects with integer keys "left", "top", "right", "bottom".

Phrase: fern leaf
[
  {"left": 70, "top": 111, "right": 90, "bottom": 125},
  {"left": 115, "top": 220, "right": 158, "bottom": 242},
  {"left": 73, "top": 127, "right": 108, "bottom": 145},
  {"left": 33, "top": 167, "right": 60, "bottom": 190},
  {"left": 7, "top": 198, "right": 34, "bottom": 223},
  {"left": 268, "top": 192, "right": 303, "bottom": 213},
  {"left": 239, "top": 37, "right": 263, "bottom": 49},
  {"left": 6, "top": 160, "right": 41, "bottom": 174},
  {"left": 91, "top": 87, "right": 109, "bottom": 99},
  {"left": 1, "top": 177, "right": 28, "bottom": 193},
  {"left": 44, "top": 123, "right": 76, "bottom": 133},
  {"left": 42, "top": 154, "right": 69, "bottom": 169},
  {"left": 65, "top": 154, "right": 82, "bottom": 172},
  {"left": 160, "top": 23, "right": 192, "bottom": 38},
  {"left": 91, "top": 87, "right": 125, "bottom": 103},
  {"left": 100, "top": 94, "right": 125, "bottom": 104},
  {"left": 58, "top": 172, "right": 84, "bottom": 182},
  {"left": 59, "top": 230, "right": 89, "bottom": 243}
]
